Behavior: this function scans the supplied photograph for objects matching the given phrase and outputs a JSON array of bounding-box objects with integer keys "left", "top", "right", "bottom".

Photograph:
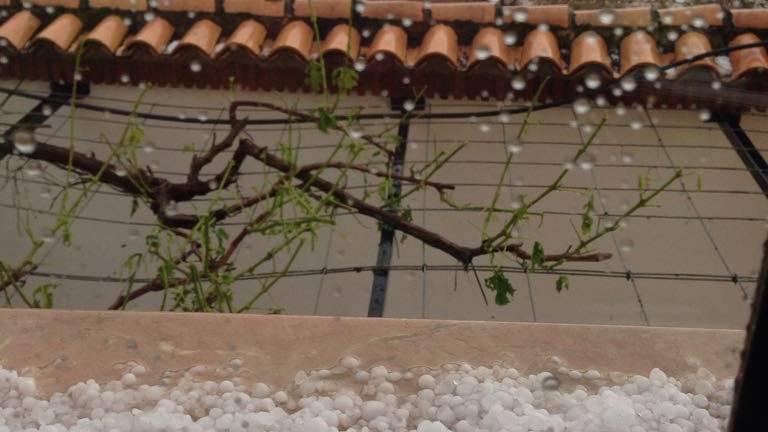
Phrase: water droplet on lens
[
  {"left": 12, "top": 130, "right": 36, "bottom": 155},
  {"left": 511, "top": 76, "right": 526, "bottom": 91},
  {"left": 512, "top": 8, "right": 528, "bottom": 23},
  {"left": 354, "top": 58, "right": 366, "bottom": 72},
  {"left": 503, "top": 31, "right": 518, "bottom": 46},
  {"left": 573, "top": 98, "right": 590, "bottom": 115},
  {"left": 629, "top": 120, "right": 643, "bottom": 130},
  {"left": 578, "top": 152, "right": 596, "bottom": 171},
  {"left": 584, "top": 74, "right": 601, "bottom": 89},
  {"left": 643, "top": 66, "right": 660, "bottom": 82},
  {"left": 621, "top": 151, "right": 634, "bottom": 164},
  {"left": 403, "top": 100, "right": 416, "bottom": 111},
  {"left": 166, "top": 201, "right": 178, "bottom": 217},
  {"left": 698, "top": 109, "right": 711, "bottom": 121},
  {"left": 128, "top": 228, "right": 139, "bottom": 241},
  {"left": 598, "top": 9, "right": 616, "bottom": 25},
  {"left": 190, "top": 61, "right": 202, "bottom": 73},
  {"left": 41, "top": 228, "right": 55, "bottom": 243},
  {"left": 24, "top": 161, "right": 43, "bottom": 177},
  {"left": 620, "top": 76, "right": 637, "bottom": 92},
  {"left": 478, "top": 123, "right": 491, "bottom": 133},
  {"left": 402, "top": 17, "right": 413, "bottom": 27},
  {"left": 619, "top": 238, "right": 634, "bottom": 252}
]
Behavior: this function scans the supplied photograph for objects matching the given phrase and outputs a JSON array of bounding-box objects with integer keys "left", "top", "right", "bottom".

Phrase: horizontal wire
[
  {"left": 2, "top": 202, "right": 763, "bottom": 227},
  {"left": 27, "top": 265, "right": 757, "bottom": 285}
]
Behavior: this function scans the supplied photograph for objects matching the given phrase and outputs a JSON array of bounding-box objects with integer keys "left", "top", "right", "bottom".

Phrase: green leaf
[
  {"left": 316, "top": 108, "right": 336, "bottom": 134},
  {"left": 484, "top": 269, "right": 515, "bottom": 305},
  {"left": 531, "top": 241, "right": 545, "bottom": 270},
  {"left": 32, "top": 283, "right": 56, "bottom": 308},
  {"left": 332, "top": 66, "right": 359, "bottom": 93},
  {"left": 581, "top": 193, "right": 594, "bottom": 236},
  {"left": 555, "top": 275, "right": 570, "bottom": 293},
  {"left": 182, "top": 143, "right": 196, "bottom": 153},
  {"left": 269, "top": 307, "right": 286, "bottom": 315},
  {"left": 307, "top": 61, "right": 324, "bottom": 93}
]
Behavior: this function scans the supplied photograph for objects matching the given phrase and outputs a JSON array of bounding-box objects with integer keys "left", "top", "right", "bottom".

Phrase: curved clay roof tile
[
  {"left": 731, "top": 9, "right": 768, "bottom": 30},
  {"left": 156, "top": 0, "right": 215, "bottom": 12},
  {"left": 729, "top": 33, "right": 768, "bottom": 80},
  {"left": 88, "top": 0, "right": 149, "bottom": 11},
  {"left": 225, "top": 19, "right": 267, "bottom": 55},
  {"left": 33, "top": 13, "right": 83, "bottom": 51},
  {"left": 659, "top": 4, "right": 724, "bottom": 27},
  {"left": 432, "top": 2, "right": 495, "bottom": 24},
  {"left": 294, "top": 0, "right": 352, "bottom": 18},
  {"left": 85, "top": 15, "right": 129, "bottom": 53},
  {"left": 179, "top": 19, "right": 222, "bottom": 56},
  {"left": 0, "top": 11, "right": 41, "bottom": 51},
  {"left": 519, "top": 28, "right": 563, "bottom": 71},
  {"left": 674, "top": 32, "right": 716, "bottom": 71},
  {"left": 361, "top": 0, "right": 423, "bottom": 21},
  {"left": 415, "top": 24, "right": 459, "bottom": 67},
  {"left": 126, "top": 17, "right": 174, "bottom": 54},
  {"left": 223, "top": 0, "right": 285, "bottom": 17},
  {"left": 574, "top": 6, "right": 651, "bottom": 28},
  {"left": 367, "top": 25, "right": 407, "bottom": 63},
  {"left": 619, "top": 30, "right": 661, "bottom": 75},
  {"left": 569, "top": 31, "right": 611, "bottom": 74},
  {"left": 322, "top": 24, "right": 360, "bottom": 59},
  {"left": 502, "top": 5, "right": 570, "bottom": 27},
  {"left": 30, "top": 0, "right": 79, "bottom": 8},
  {"left": 468, "top": 27, "right": 510, "bottom": 66},
  {"left": 272, "top": 20, "right": 314, "bottom": 60}
]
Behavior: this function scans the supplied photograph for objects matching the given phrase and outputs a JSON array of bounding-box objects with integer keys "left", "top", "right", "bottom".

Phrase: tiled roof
[{"left": 0, "top": 2, "right": 766, "bottom": 108}]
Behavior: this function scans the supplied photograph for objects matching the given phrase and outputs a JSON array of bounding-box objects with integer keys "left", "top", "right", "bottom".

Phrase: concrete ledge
[{"left": 0, "top": 310, "right": 745, "bottom": 394}]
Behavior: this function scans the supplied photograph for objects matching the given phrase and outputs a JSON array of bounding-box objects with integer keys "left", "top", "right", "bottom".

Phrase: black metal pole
[
  {"left": 715, "top": 113, "right": 768, "bottom": 198},
  {"left": 728, "top": 237, "right": 768, "bottom": 431}
]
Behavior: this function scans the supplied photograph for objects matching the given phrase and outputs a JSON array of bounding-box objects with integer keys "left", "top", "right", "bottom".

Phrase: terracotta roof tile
[
  {"left": 619, "top": 30, "right": 661, "bottom": 75},
  {"left": 294, "top": 0, "right": 351, "bottom": 19},
  {"left": 674, "top": 31, "right": 716, "bottom": 74},
  {"left": 569, "top": 31, "right": 611, "bottom": 75},
  {"left": 156, "top": 0, "right": 216, "bottom": 13},
  {"left": 431, "top": 2, "right": 495, "bottom": 24},
  {"left": 177, "top": 19, "right": 221, "bottom": 56},
  {"left": 468, "top": 27, "right": 510, "bottom": 67},
  {"left": 366, "top": 24, "right": 406, "bottom": 63},
  {"left": 519, "top": 28, "right": 562, "bottom": 71},
  {"left": 321, "top": 24, "right": 360, "bottom": 59},
  {"left": 272, "top": 20, "right": 314, "bottom": 60},
  {"left": 731, "top": 9, "right": 768, "bottom": 30},
  {"left": 0, "top": 10, "right": 41, "bottom": 51},
  {"left": 124, "top": 16, "right": 174, "bottom": 55},
  {"left": 85, "top": 15, "right": 129, "bottom": 54},
  {"left": 30, "top": 0, "right": 80, "bottom": 9},
  {"left": 574, "top": 6, "right": 651, "bottom": 28},
  {"left": 31, "top": 13, "right": 82, "bottom": 51},
  {"left": 223, "top": 0, "right": 285, "bottom": 17},
  {"left": 361, "top": 0, "right": 423, "bottom": 21},
  {"left": 224, "top": 19, "right": 267, "bottom": 56},
  {"left": 658, "top": 4, "right": 724, "bottom": 27},
  {"left": 415, "top": 24, "right": 458, "bottom": 67},
  {"left": 89, "top": 0, "right": 148, "bottom": 11},
  {"left": 729, "top": 33, "right": 768, "bottom": 80},
  {"left": 502, "top": 5, "right": 569, "bottom": 28}
]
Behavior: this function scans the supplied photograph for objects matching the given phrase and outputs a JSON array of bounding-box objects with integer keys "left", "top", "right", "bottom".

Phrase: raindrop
[
  {"left": 621, "top": 151, "right": 634, "bottom": 164},
  {"left": 512, "top": 176, "right": 524, "bottom": 186},
  {"left": 114, "top": 166, "right": 127, "bottom": 177},
  {"left": 510, "top": 196, "right": 523, "bottom": 210},
  {"left": 0, "top": 39, "right": 5, "bottom": 47},
  {"left": 149, "top": 160, "right": 159, "bottom": 170},
  {"left": 403, "top": 100, "right": 416, "bottom": 111},
  {"left": 629, "top": 120, "right": 643, "bottom": 130},
  {"left": 511, "top": 76, "right": 526, "bottom": 91},
  {"left": 584, "top": 73, "right": 601, "bottom": 89},
  {"left": 503, "top": 31, "right": 518, "bottom": 46},
  {"left": 691, "top": 16, "right": 707, "bottom": 29},
  {"left": 122, "top": 17, "right": 132, "bottom": 27},
  {"left": 402, "top": 18, "right": 413, "bottom": 27},
  {"left": 190, "top": 60, "right": 202, "bottom": 73},
  {"left": 128, "top": 228, "right": 139, "bottom": 241},
  {"left": 12, "top": 129, "right": 35, "bottom": 155},
  {"left": 615, "top": 105, "right": 626, "bottom": 116},
  {"left": 642, "top": 66, "right": 660, "bottom": 82},
  {"left": 619, "top": 238, "right": 634, "bottom": 253},
  {"left": 666, "top": 30, "right": 679, "bottom": 41},
  {"left": 506, "top": 141, "right": 523, "bottom": 154},
  {"left": 41, "top": 104, "right": 53, "bottom": 116},
  {"left": 374, "top": 52, "right": 385, "bottom": 61},
  {"left": 354, "top": 2, "right": 365, "bottom": 13},
  {"left": 478, "top": 123, "right": 491, "bottom": 133},
  {"left": 40, "top": 187, "right": 51, "bottom": 198},
  {"left": 120, "top": 73, "right": 130, "bottom": 84},
  {"left": 41, "top": 228, "right": 55, "bottom": 244},
  {"left": 24, "top": 161, "right": 43, "bottom": 177},
  {"left": 714, "top": 56, "right": 732, "bottom": 74},
  {"left": 597, "top": 9, "right": 616, "bottom": 25},
  {"left": 142, "top": 141, "right": 156, "bottom": 153},
  {"left": 166, "top": 201, "right": 178, "bottom": 217},
  {"left": 144, "top": 11, "right": 155, "bottom": 21},
  {"left": 595, "top": 95, "right": 608, "bottom": 107},
  {"left": 578, "top": 152, "right": 596, "bottom": 171},
  {"left": 197, "top": 112, "right": 209, "bottom": 122},
  {"left": 45, "top": 5, "right": 55, "bottom": 14},
  {"left": 619, "top": 76, "right": 637, "bottom": 92},
  {"left": 0, "top": 55, "right": 9, "bottom": 65},
  {"left": 353, "top": 58, "right": 366, "bottom": 72},
  {"left": 74, "top": 71, "right": 83, "bottom": 82},
  {"left": 573, "top": 98, "right": 591, "bottom": 115},
  {"left": 187, "top": 11, "right": 196, "bottom": 19},
  {"left": 613, "top": 27, "right": 624, "bottom": 37},
  {"left": 498, "top": 112, "right": 510, "bottom": 123},
  {"left": 698, "top": 109, "right": 711, "bottom": 121},
  {"left": 208, "top": 179, "right": 218, "bottom": 190},
  {"left": 567, "top": 119, "right": 578, "bottom": 128},
  {"left": 402, "top": 76, "right": 411, "bottom": 84},
  {"left": 562, "top": 159, "right": 575, "bottom": 170},
  {"left": 361, "top": 28, "right": 371, "bottom": 38},
  {"left": 349, "top": 128, "right": 364, "bottom": 139},
  {"left": 527, "top": 61, "right": 539, "bottom": 72},
  {"left": 710, "top": 80, "right": 722, "bottom": 91},
  {"left": 512, "top": 8, "right": 528, "bottom": 23},
  {"left": 474, "top": 45, "right": 491, "bottom": 61}
]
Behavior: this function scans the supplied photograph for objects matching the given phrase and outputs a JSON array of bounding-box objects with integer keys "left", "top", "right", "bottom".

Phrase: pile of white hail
[{"left": 0, "top": 357, "right": 733, "bottom": 432}]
